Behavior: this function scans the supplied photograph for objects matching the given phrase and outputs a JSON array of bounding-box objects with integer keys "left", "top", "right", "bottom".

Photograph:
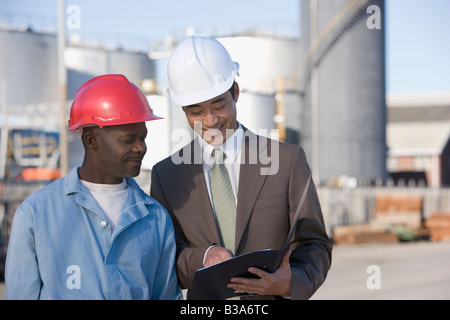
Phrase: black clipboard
[{"left": 187, "top": 175, "right": 312, "bottom": 300}]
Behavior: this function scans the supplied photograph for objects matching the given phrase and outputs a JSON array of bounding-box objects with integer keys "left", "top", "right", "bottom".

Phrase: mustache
[{"left": 125, "top": 157, "right": 143, "bottom": 162}]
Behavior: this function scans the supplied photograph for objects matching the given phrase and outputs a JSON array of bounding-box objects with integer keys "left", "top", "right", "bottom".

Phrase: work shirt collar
[{"left": 63, "top": 167, "right": 156, "bottom": 230}]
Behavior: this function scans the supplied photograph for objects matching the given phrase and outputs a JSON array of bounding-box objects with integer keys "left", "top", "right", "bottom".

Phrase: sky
[{"left": 1, "top": 0, "right": 449, "bottom": 94}]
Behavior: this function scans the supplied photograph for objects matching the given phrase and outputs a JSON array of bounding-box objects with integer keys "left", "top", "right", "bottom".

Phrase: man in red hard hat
[{"left": 5, "top": 74, "right": 182, "bottom": 300}]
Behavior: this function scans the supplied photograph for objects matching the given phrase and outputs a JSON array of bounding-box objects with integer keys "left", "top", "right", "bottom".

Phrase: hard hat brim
[
  {"left": 68, "top": 113, "right": 162, "bottom": 131},
  {"left": 168, "top": 69, "right": 237, "bottom": 107}
]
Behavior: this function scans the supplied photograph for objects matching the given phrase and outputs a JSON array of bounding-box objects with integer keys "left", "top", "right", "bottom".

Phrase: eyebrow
[
  {"left": 186, "top": 96, "right": 226, "bottom": 108},
  {"left": 211, "top": 97, "right": 226, "bottom": 104}
]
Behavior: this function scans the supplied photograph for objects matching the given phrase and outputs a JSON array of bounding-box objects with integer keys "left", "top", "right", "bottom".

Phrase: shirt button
[{"left": 100, "top": 221, "right": 108, "bottom": 228}]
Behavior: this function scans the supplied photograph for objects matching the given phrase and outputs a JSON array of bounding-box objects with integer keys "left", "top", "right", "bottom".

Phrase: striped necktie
[{"left": 211, "top": 148, "right": 237, "bottom": 254}]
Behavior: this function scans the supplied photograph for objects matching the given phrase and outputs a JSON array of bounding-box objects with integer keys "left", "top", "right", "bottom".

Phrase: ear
[
  {"left": 83, "top": 128, "right": 99, "bottom": 151},
  {"left": 233, "top": 82, "right": 240, "bottom": 103}
]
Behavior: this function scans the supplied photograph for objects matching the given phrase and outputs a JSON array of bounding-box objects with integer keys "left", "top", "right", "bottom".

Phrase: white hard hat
[{"left": 167, "top": 36, "right": 239, "bottom": 106}]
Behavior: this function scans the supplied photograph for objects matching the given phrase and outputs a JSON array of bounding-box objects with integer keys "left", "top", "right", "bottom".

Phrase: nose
[
  {"left": 204, "top": 110, "right": 219, "bottom": 128},
  {"left": 133, "top": 139, "right": 147, "bottom": 154}
]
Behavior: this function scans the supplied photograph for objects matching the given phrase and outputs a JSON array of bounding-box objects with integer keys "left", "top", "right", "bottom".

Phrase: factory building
[{"left": 387, "top": 92, "right": 450, "bottom": 187}]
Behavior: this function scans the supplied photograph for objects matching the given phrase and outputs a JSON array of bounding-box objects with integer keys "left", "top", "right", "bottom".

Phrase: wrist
[{"left": 203, "top": 244, "right": 220, "bottom": 266}]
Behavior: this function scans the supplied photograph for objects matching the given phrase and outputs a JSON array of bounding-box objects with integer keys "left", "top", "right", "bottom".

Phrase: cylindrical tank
[
  {"left": 65, "top": 46, "right": 156, "bottom": 99},
  {"left": 236, "top": 93, "right": 276, "bottom": 138},
  {"left": 217, "top": 35, "right": 300, "bottom": 137},
  {"left": 0, "top": 29, "right": 159, "bottom": 172},
  {"left": 299, "top": 0, "right": 387, "bottom": 184},
  {"left": 218, "top": 36, "right": 300, "bottom": 95},
  {"left": 0, "top": 29, "right": 58, "bottom": 105}
]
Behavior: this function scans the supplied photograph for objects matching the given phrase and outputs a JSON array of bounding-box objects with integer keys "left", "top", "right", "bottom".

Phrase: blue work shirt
[{"left": 5, "top": 167, "right": 182, "bottom": 300}]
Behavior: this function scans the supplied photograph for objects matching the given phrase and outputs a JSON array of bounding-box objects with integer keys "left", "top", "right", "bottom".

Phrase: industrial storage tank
[
  {"left": 236, "top": 93, "right": 276, "bottom": 138},
  {"left": 217, "top": 35, "right": 300, "bottom": 139},
  {"left": 0, "top": 27, "right": 159, "bottom": 178},
  {"left": 299, "top": 0, "right": 387, "bottom": 184},
  {"left": 65, "top": 45, "right": 156, "bottom": 99},
  {"left": 0, "top": 29, "right": 61, "bottom": 180},
  {"left": 0, "top": 29, "right": 58, "bottom": 106}
]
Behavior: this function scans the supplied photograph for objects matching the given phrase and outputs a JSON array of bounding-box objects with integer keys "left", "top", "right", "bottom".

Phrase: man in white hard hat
[{"left": 151, "top": 36, "right": 332, "bottom": 300}]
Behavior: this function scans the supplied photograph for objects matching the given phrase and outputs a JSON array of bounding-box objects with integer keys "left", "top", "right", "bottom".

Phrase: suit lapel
[
  {"left": 235, "top": 129, "right": 270, "bottom": 253},
  {"left": 172, "top": 132, "right": 273, "bottom": 253},
  {"left": 174, "top": 140, "right": 222, "bottom": 243}
]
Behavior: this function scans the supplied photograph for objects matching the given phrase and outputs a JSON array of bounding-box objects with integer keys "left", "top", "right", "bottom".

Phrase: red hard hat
[{"left": 68, "top": 74, "right": 161, "bottom": 131}]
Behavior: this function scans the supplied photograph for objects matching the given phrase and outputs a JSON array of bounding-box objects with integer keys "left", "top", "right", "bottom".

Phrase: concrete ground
[
  {"left": 310, "top": 240, "right": 450, "bottom": 300},
  {"left": 1, "top": 240, "right": 449, "bottom": 300}
]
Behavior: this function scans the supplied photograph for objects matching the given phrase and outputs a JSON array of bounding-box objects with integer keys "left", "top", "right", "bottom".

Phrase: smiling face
[
  {"left": 79, "top": 122, "right": 148, "bottom": 184},
  {"left": 182, "top": 82, "right": 240, "bottom": 146}
]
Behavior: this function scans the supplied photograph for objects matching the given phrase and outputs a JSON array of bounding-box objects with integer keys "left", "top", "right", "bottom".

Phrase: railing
[{"left": 318, "top": 186, "right": 450, "bottom": 235}]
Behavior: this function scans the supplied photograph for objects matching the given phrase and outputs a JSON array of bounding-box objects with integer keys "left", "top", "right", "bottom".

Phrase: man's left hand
[{"left": 227, "top": 250, "right": 292, "bottom": 297}]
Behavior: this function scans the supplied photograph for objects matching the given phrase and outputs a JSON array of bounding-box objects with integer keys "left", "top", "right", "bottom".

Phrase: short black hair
[{"left": 228, "top": 81, "right": 236, "bottom": 100}]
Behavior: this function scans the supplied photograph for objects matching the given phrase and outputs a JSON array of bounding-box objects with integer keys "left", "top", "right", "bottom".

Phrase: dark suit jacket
[{"left": 150, "top": 128, "right": 332, "bottom": 300}]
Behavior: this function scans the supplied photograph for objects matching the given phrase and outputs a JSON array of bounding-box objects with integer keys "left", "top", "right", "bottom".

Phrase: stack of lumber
[
  {"left": 425, "top": 212, "right": 450, "bottom": 241},
  {"left": 333, "top": 194, "right": 426, "bottom": 244},
  {"left": 374, "top": 194, "right": 423, "bottom": 228},
  {"left": 333, "top": 224, "right": 398, "bottom": 244}
]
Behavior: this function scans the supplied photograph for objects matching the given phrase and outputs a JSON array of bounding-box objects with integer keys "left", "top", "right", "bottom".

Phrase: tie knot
[{"left": 212, "top": 148, "right": 226, "bottom": 164}]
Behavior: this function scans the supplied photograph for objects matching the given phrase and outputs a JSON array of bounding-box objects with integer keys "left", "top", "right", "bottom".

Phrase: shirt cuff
[{"left": 202, "top": 244, "right": 220, "bottom": 266}]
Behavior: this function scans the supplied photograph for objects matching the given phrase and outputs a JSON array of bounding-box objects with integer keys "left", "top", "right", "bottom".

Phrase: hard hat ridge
[{"left": 68, "top": 74, "right": 161, "bottom": 131}]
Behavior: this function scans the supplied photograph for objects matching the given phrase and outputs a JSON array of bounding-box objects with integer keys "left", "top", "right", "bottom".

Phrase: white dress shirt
[
  {"left": 198, "top": 123, "right": 244, "bottom": 207},
  {"left": 197, "top": 123, "right": 244, "bottom": 263}
]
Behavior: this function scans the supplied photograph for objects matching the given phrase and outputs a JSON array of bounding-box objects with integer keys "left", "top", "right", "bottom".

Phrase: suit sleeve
[
  {"left": 288, "top": 146, "right": 333, "bottom": 300},
  {"left": 150, "top": 165, "right": 209, "bottom": 289}
]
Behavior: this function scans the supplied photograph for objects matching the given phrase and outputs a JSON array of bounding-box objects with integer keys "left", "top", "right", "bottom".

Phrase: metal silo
[
  {"left": 217, "top": 35, "right": 300, "bottom": 139},
  {"left": 236, "top": 93, "right": 276, "bottom": 137},
  {"left": 65, "top": 46, "right": 156, "bottom": 99},
  {"left": 299, "top": 0, "right": 387, "bottom": 184},
  {"left": 0, "top": 29, "right": 58, "bottom": 106}
]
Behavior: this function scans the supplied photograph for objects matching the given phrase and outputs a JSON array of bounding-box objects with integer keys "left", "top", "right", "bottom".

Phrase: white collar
[
  {"left": 197, "top": 123, "right": 244, "bottom": 165},
  {"left": 81, "top": 179, "right": 127, "bottom": 191}
]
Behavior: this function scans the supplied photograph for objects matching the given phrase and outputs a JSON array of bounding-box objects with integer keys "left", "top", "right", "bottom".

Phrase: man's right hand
[{"left": 203, "top": 246, "right": 234, "bottom": 267}]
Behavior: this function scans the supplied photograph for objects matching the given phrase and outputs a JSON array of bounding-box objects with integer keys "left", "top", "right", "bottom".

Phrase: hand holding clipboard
[{"left": 187, "top": 175, "right": 312, "bottom": 300}]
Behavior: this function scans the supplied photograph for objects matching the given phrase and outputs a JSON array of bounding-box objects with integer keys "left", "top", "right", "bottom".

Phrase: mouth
[
  {"left": 204, "top": 124, "right": 224, "bottom": 137},
  {"left": 127, "top": 158, "right": 143, "bottom": 165}
]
